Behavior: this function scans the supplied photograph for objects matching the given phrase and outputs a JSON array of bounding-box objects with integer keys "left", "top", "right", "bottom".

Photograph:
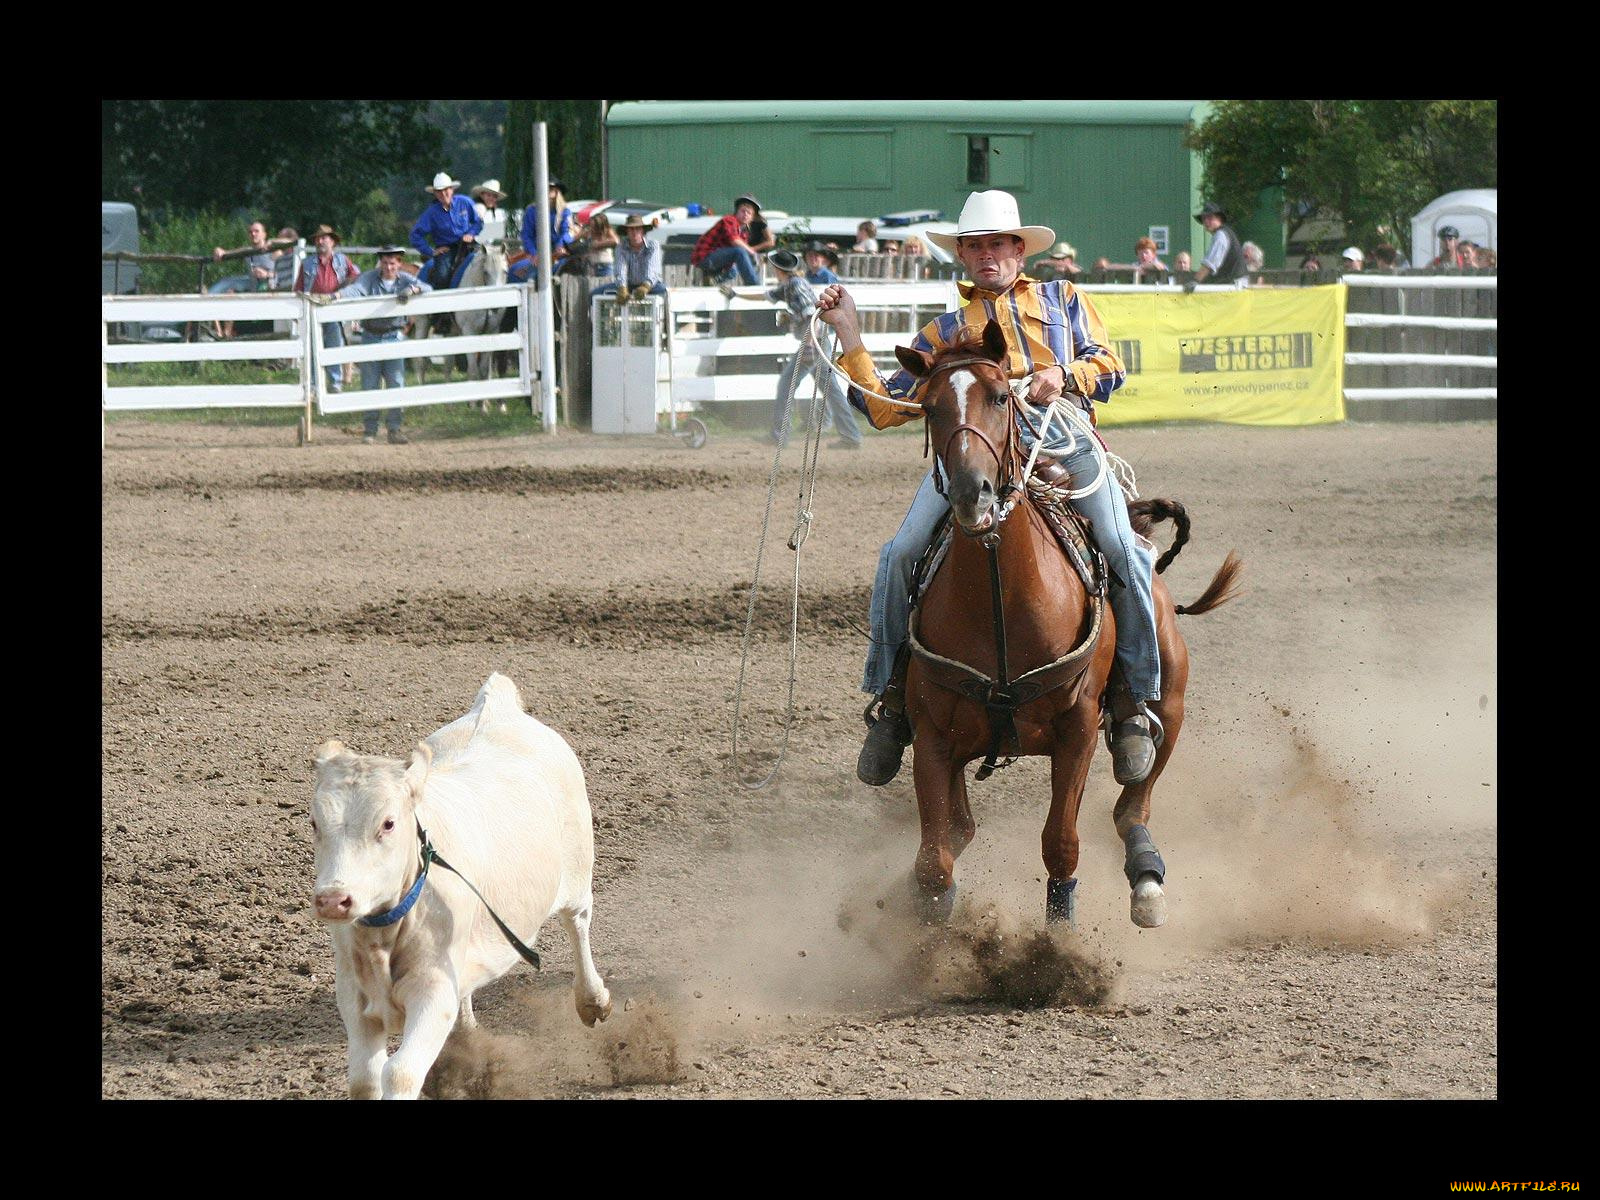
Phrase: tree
[
  {"left": 1187, "top": 100, "right": 1497, "bottom": 259},
  {"left": 504, "top": 101, "right": 606, "bottom": 207},
  {"left": 102, "top": 100, "right": 443, "bottom": 239}
]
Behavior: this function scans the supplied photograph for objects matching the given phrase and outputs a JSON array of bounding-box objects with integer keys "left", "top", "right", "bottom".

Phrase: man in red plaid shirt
[{"left": 691, "top": 193, "right": 763, "bottom": 291}]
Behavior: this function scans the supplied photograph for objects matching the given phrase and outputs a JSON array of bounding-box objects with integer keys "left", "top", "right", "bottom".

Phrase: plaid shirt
[
  {"left": 837, "top": 275, "right": 1125, "bottom": 429},
  {"left": 690, "top": 212, "right": 749, "bottom": 267},
  {"left": 765, "top": 274, "right": 819, "bottom": 343}
]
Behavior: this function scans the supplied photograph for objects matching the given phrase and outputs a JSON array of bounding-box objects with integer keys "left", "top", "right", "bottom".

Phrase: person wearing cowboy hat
[
  {"left": 410, "top": 171, "right": 483, "bottom": 290},
  {"left": 470, "top": 179, "right": 511, "bottom": 244},
  {"left": 802, "top": 241, "right": 841, "bottom": 286},
  {"left": 1039, "top": 241, "right": 1081, "bottom": 280},
  {"left": 816, "top": 189, "right": 1164, "bottom": 789},
  {"left": 690, "top": 193, "right": 764, "bottom": 293},
  {"left": 1430, "top": 225, "right": 1469, "bottom": 269},
  {"left": 508, "top": 179, "right": 576, "bottom": 284},
  {"left": 331, "top": 247, "right": 433, "bottom": 444},
  {"left": 1184, "top": 201, "right": 1246, "bottom": 292},
  {"left": 764, "top": 248, "right": 860, "bottom": 451},
  {"left": 294, "top": 224, "right": 361, "bottom": 395},
  {"left": 593, "top": 213, "right": 666, "bottom": 302}
]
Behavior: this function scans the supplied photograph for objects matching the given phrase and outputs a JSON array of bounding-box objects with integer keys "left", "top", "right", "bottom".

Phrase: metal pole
[{"left": 534, "top": 122, "right": 558, "bottom": 430}]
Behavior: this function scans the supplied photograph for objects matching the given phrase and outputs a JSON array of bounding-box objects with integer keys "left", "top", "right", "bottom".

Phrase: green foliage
[
  {"left": 139, "top": 209, "right": 249, "bottom": 293},
  {"left": 103, "top": 100, "right": 443, "bottom": 239},
  {"left": 505, "top": 101, "right": 605, "bottom": 207},
  {"left": 425, "top": 101, "right": 509, "bottom": 197},
  {"left": 349, "top": 187, "right": 411, "bottom": 248},
  {"left": 1187, "top": 100, "right": 1497, "bottom": 258}
]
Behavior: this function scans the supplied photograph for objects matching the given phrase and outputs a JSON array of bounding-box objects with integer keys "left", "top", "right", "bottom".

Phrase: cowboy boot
[
  {"left": 858, "top": 645, "right": 913, "bottom": 786},
  {"left": 1104, "top": 674, "right": 1163, "bottom": 785}
]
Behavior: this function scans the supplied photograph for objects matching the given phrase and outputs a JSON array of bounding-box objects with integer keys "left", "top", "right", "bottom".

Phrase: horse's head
[
  {"left": 898, "top": 320, "right": 1016, "bottom": 535},
  {"left": 481, "top": 240, "right": 508, "bottom": 286}
]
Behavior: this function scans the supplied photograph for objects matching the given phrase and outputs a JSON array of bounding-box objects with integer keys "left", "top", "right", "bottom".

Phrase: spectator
[
  {"left": 210, "top": 219, "right": 277, "bottom": 294},
  {"left": 411, "top": 171, "right": 483, "bottom": 291},
  {"left": 573, "top": 211, "right": 620, "bottom": 279},
  {"left": 691, "top": 193, "right": 763, "bottom": 293},
  {"left": 594, "top": 214, "right": 667, "bottom": 302},
  {"left": 509, "top": 179, "right": 576, "bottom": 283},
  {"left": 329, "top": 246, "right": 432, "bottom": 445},
  {"left": 1173, "top": 249, "right": 1192, "bottom": 273},
  {"left": 470, "top": 179, "right": 511, "bottom": 243},
  {"left": 1458, "top": 240, "right": 1477, "bottom": 267},
  {"left": 1038, "top": 241, "right": 1081, "bottom": 280},
  {"left": 746, "top": 211, "right": 776, "bottom": 257},
  {"left": 1340, "top": 246, "right": 1365, "bottom": 273},
  {"left": 1242, "top": 241, "right": 1266, "bottom": 286},
  {"left": 272, "top": 227, "right": 301, "bottom": 292},
  {"left": 1298, "top": 252, "right": 1323, "bottom": 282},
  {"left": 803, "top": 241, "right": 841, "bottom": 286},
  {"left": 1185, "top": 201, "right": 1248, "bottom": 291},
  {"left": 294, "top": 224, "right": 361, "bottom": 395},
  {"left": 1430, "top": 225, "right": 1470, "bottom": 269},
  {"left": 1473, "top": 244, "right": 1497, "bottom": 269},
  {"left": 854, "top": 220, "right": 879, "bottom": 253},
  {"left": 209, "top": 218, "right": 277, "bottom": 338},
  {"left": 764, "top": 249, "right": 860, "bottom": 451},
  {"left": 1370, "top": 243, "right": 1400, "bottom": 272},
  {"left": 1133, "top": 235, "right": 1167, "bottom": 283},
  {"left": 900, "top": 236, "right": 929, "bottom": 278}
]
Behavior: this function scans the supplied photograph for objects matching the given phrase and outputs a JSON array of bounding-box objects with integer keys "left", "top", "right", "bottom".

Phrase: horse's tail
[
  {"left": 1127, "top": 497, "right": 1190, "bottom": 574},
  {"left": 1175, "top": 550, "right": 1245, "bottom": 616}
]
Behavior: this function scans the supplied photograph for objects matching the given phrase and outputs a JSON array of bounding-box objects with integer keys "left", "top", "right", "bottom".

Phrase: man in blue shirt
[
  {"left": 803, "top": 241, "right": 841, "bottom": 286},
  {"left": 411, "top": 172, "right": 483, "bottom": 290},
  {"left": 508, "top": 179, "right": 575, "bottom": 284}
]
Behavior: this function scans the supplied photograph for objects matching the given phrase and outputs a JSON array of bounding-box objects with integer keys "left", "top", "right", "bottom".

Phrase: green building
[{"left": 605, "top": 100, "right": 1283, "bottom": 268}]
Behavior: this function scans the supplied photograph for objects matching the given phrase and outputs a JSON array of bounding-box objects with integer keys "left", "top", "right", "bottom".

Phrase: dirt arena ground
[{"left": 101, "top": 415, "right": 1497, "bottom": 1100}]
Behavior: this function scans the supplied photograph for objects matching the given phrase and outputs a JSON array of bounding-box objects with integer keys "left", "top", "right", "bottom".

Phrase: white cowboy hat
[
  {"left": 425, "top": 171, "right": 462, "bottom": 193},
  {"left": 925, "top": 190, "right": 1055, "bottom": 257},
  {"left": 471, "top": 179, "right": 507, "bottom": 200}
]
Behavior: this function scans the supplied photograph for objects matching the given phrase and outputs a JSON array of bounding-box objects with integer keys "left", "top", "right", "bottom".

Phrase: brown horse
[{"left": 897, "top": 320, "right": 1242, "bottom": 928}]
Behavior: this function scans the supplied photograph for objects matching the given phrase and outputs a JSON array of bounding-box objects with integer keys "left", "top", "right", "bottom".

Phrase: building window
[{"left": 965, "top": 134, "right": 1029, "bottom": 189}]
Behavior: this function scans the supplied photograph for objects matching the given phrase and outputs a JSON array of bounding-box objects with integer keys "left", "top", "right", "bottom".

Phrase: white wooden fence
[
  {"left": 1342, "top": 274, "right": 1497, "bottom": 406},
  {"left": 312, "top": 284, "right": 534, "bottom": 415}
]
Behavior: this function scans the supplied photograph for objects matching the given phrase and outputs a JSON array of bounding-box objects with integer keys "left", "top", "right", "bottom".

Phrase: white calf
[{"left": 311, "top": 672, "right": 611, "bottom": 1100}]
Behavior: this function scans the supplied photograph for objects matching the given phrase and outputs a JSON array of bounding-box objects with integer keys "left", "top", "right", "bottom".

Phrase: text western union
[{"left": 1179, "top": 333, "right": 1315, "bottom": 373}]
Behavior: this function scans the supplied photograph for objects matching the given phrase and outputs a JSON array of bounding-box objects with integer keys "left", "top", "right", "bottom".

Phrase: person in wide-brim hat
[
  {"left": 1194, "top": 201, "right": 1228, "bottom": 223},
  {"left": 804, "top": 240, "right": 841, "bottom": 266},
  {"left": 306, "top": 223, "right": 342, "bottom": 244},
  {"left": 924, "top": 190, "right": 1055, "bottom": 257},
  {"left": 767, "top": 248, "right": 803, "bottom": 275},
  {"left": 425, "top": 171, "right": 463, "bottom": 194},
  {"left": 471, "top": 179, "right": 508, "bottom": 201}
]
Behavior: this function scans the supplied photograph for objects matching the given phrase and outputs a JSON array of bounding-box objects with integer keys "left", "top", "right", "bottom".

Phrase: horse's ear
[
  {"left": 895, "top": 344, "right": 934, "bottom": 377},
  {"left": 982, "top": 320, "right": 1007, "bottom": 363}
]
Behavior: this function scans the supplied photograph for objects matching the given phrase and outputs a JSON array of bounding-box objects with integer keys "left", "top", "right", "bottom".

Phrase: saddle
[
  {"left": 428, "top": 242, "right": 479, "bottom": 289},
  {"left": 906, "top": 483, "right": 1109, "bottom": 779}
]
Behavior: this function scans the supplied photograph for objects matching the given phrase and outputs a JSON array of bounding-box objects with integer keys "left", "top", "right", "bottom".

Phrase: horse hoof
[
  {"left": 912, "top": 878, "right": 956, "bottom": 926},
  {"left": 1045, "top": 877, "right": 1078, "bottom": 928},
  {"left": 1130, "top": 875, "right": 1167, "bottom": 928}
]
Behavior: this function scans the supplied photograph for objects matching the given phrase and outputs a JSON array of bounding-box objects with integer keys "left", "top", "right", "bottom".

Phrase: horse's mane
[{"left": 927, "top": 327, "right": 993, "bottom": 369}]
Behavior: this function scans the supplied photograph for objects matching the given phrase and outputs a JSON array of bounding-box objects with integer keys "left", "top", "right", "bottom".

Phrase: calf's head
[{"left": 309, "top": 740, "right": 432, "bottom": 924}]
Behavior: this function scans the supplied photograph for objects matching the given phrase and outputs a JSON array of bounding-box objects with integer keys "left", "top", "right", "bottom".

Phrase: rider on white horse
[{"left": 411, "top": 171, "right": 483, "bottom": 291}]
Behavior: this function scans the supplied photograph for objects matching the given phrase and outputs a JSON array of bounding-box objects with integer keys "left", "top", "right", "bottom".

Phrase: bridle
[{"left": 921, "top": 355, "right": 1025, "bottom": 531}]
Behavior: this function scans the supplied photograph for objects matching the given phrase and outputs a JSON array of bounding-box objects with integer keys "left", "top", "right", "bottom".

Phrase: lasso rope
[{"left": 730, "top": 325, "right": 831, "bottom": 790}]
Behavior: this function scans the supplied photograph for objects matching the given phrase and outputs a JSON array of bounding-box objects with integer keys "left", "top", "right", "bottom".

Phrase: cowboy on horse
[
  {"left": 817, "top": 189, "right": 1165, "bottom": 790},
  {"left": 411, "top": 171, "right": 483, "bottom": 291}
]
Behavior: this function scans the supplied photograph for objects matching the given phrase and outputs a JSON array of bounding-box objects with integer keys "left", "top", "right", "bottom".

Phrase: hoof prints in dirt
[
  {"left": 104, "top": 584, "right": 874, "bottom": 647},
  {"left": 114, "top": 465, "right": 729, "bottom": 497}
]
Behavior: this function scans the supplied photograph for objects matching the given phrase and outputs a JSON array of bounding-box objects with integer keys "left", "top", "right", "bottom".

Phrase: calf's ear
[
  {"left": 403, "top": 742, "right": 433, "bottom": 799},
  {"left": 313, "top": 739, "right": 347, "bottom": 767}
]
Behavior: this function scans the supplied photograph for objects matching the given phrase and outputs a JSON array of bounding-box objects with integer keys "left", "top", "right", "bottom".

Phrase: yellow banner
[{"left": 1088, "top": 284, "right": 1346, "bottom": 426}]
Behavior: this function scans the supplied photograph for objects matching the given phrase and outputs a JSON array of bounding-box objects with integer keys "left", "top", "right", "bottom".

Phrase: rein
[{"left": 356, "top": 818, "right": 541, "bottom": 970}]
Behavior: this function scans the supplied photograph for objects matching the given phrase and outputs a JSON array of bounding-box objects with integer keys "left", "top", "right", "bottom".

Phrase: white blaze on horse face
[{"left": 950, "top": 369, "right": 976, "bottom": 454}]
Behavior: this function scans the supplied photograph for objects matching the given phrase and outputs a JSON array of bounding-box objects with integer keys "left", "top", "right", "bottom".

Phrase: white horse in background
[{"left": 412, "top": 242, "right": 510, "bottom": 406}]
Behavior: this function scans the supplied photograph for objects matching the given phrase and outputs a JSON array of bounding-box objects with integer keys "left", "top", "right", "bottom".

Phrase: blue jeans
[
  {"left": 773, "top": 344, "right": 859, "bottom": 444},
  {"left": 208, "top": 275, "right": 255, "bottom": 294},
  {"left": 358, "top": 330, "right": 405, "bottom": 434},
  {"left": 862, "top": 410, "right": 1160, "bottom": 704},
  {"left": 321, "top": 319, "right": 345, "bottom": 393},
  {"left": 699, "top": 244, "right": 760, "bottom": 285}
]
